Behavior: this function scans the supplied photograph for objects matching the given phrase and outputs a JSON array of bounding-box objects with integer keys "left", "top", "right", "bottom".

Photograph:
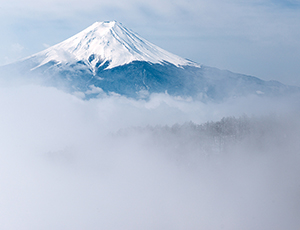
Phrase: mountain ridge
[
  {"left": 25, "top": 21, "right": 199, "bottom": 74},
  {"left": 0, "top": 21, "right": 299, "bottom": 101}
]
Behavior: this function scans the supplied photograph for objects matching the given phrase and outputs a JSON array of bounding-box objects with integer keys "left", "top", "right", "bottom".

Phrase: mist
[{"left": 0, "top": 82, "right": 300, "bottom": 229}]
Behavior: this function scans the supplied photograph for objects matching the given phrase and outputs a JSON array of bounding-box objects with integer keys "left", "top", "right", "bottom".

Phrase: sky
[{"left": 0, "top": 0, "right": 300, "bottom": 86}]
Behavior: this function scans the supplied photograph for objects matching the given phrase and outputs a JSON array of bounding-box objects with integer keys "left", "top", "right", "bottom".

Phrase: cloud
[
  {"left": 0, "top": 82, "right": 300, "bottom": 229},
  {"left": 0, "top": 4, "right": 299, "bottom": 228},
  {"left": 11, "top": 43, "right": 24, "bottom": 52}
]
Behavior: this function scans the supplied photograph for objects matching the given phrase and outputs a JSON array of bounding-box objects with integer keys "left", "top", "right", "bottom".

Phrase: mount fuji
[{"left": 1, "top": 21, "right": 298, "bottom": 100}]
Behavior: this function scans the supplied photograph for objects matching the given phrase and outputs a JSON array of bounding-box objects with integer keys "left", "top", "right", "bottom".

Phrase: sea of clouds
[{"left": 0, "top": 82, "right": 300, "bottom": 229}]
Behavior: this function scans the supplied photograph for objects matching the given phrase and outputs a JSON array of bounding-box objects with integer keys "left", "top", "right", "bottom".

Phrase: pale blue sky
[{"left": 0, "top": 0, "right": 300, "bottom": 85}]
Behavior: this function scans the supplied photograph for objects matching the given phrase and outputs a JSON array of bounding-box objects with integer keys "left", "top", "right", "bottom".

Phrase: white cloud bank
[{"left": 0, "top": 83, "right": 300, "bottom": 229}]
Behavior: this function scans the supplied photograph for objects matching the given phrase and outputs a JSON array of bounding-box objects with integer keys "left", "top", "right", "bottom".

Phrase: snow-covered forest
[{"left": 116, "top": 114, "right": 299, "bottom": 158}]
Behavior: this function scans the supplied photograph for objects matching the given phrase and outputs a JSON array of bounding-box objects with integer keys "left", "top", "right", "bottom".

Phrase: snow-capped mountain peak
[
  {"left": 4, "top": 20, "right": 297, "bottom": 101},
  {"left": 29, "top": 21, "right": 198, "bottom": 72}
]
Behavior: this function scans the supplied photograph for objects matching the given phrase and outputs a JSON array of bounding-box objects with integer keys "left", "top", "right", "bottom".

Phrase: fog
[{"left": 0, "top": 83, "right": 300, "bottom": 229}]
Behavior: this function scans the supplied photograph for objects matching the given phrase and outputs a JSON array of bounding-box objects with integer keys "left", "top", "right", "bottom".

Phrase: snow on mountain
[
  {"left": 28, "top": 21, "right": 198, "bottom": 73},
  {"left": 1, "top": 21, "right": 299, "bottom": 100}
]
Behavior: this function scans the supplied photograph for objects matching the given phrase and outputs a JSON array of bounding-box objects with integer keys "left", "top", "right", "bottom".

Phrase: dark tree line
[{"left": 116, "top": 114, "right": 296, "bottom": 157}]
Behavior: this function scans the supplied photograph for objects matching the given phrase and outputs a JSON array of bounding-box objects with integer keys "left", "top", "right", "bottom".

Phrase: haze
[{"left": 0, "top": 82, "right": 300, "bottom": 229}]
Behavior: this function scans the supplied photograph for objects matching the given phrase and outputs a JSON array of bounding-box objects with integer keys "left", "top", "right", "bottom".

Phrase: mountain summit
[
  {"left": 1, "top": 21, "right": 298, "bottom": 100},
  {"left": 28, "top": 21, "right": 198, "bottom": 74}
]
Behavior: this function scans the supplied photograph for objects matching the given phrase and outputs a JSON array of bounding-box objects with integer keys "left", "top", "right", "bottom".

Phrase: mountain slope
[
  {"left": 1, "top": 21, "right": 299, "bottom": 100},
  {"left": 26, "top": 21, "right": 198, "bottom": 73}
]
